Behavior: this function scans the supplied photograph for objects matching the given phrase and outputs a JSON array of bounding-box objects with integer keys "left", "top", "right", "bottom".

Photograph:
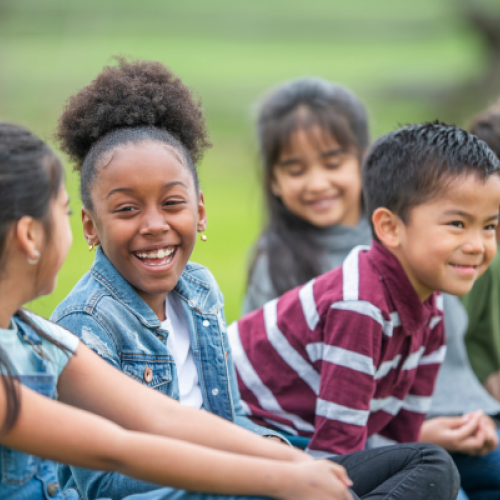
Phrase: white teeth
[
  {"left": 136, "top": 247, "right": 175, "bottom": 261},
  {"left": 142, "top": 254, "right": 174, "bottom": 266}
]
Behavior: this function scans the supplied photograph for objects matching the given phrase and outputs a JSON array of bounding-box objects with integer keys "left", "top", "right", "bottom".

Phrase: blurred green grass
[{"left": 0, "top": 0, "right": 484, "bottom": 322}]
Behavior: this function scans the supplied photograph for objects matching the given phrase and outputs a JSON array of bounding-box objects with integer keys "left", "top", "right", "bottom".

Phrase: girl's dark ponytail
[{"left": 0, "top": 348, "right": 20, "bottom": 435}]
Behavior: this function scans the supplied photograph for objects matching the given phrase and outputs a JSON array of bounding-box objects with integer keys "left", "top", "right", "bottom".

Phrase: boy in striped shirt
[{"left": 229, "top": 122, "right": 500, "bottom": 456}]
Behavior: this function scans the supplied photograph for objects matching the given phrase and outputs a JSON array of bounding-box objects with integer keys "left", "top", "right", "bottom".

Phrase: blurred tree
[
  {"left": 463, "top": 0, "right": 500, "bottom": 93},
  {"left": 431, "top": 0, "right": 500, "bottom": 123}
]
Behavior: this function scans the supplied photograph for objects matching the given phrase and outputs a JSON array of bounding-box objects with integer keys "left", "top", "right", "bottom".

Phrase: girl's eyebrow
[
  {"left": 277, "top": 157, "right": 301, "bottom": 167},
  {"left": 106, "top": 181, "right": 188, "bottom": 199},
  {"left": 278, "top": 148, "right": 344, "bottom": 167},
  {"left": 321, "top": 148, "right": 344, "bottom": 158}
]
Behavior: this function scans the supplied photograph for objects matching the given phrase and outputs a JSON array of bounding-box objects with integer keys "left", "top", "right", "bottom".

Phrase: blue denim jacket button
[
  {"left": 47, "top": 482, "right": 59, "bottom": 496},
  {"left": 202, "top": 320, "right": 210, "bottom": 327},
  {"left": 212, "top": 388, "right": 219, "bottom": 395}
]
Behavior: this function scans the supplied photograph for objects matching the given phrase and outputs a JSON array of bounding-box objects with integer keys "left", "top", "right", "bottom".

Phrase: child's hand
[
  {"left": 283, "top": 460, "right": 353, "bottom": 500},
  {"left": 475, "top": 414, "right": 499, "bottom": 455},
  {"left": 419, "top": 410, "right": 487, "bottom": 454}
]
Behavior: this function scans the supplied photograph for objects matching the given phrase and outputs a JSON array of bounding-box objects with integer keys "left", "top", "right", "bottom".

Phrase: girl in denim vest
[
  {"left": 0, "top": 121, "right": 358, "bottom": 500},
  {"left": 49, "top": 58, "right": 459, "bottom": 500}
]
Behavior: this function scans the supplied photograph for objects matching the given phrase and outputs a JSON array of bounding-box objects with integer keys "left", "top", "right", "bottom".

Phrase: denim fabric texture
[
  {"left": 0, "top": 317, "right": 274, "bottom": 500},
  {"left": 51, "top": 247, "right": 283, "bottom": 499},
  {"left": 0, "top": 316, "right": 79, "bottom": 500},
  {"left": 451, "top": 429, "right": 500, "bottom": 500}
]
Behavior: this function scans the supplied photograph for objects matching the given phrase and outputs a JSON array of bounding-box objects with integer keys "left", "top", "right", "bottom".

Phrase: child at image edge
[
  {"left": 463, "top": 99, "right": 500, "bottom": 398},
  {"left": 239, "top": 78, "right": 500, "bottom": 500},
  {"left": 230, "top": 122, "right": 500, "bottom": 456}
]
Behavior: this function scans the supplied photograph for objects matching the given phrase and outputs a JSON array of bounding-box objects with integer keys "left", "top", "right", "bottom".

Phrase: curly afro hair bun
[
  {"left": 56, "top": 57, "right": 211, "bottom": 209},
  {"left": 57, "top": 57, "right": 211, "bottom": 169}
]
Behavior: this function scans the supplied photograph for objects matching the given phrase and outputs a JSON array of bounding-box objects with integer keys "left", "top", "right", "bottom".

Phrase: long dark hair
[
  {"left": 251, "top": 77, "right": 369, "bottom": 296},
  {"left": 0, "top": 348, "right": 20, "bottom": 435},
  {"left": 0, "top": 122, "right": 68, "bottom": 433}
]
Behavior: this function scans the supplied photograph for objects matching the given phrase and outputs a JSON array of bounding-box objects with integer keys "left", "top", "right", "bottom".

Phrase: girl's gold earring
[
  {"left": 88, "top": 244, "right": 94, "bottom": 251},
  {"left": 200, "top": 233, "right": 207, "bottom": 242}
]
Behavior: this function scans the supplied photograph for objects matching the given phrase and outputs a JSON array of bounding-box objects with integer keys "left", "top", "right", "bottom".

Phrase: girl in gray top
[{"left": 243, "top": 77, "right": 371, "bottom": 314}]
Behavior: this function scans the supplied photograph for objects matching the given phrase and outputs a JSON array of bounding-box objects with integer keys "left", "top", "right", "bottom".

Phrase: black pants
[{"left": 329, "top": 443, "right": 460, "bottom": 500}]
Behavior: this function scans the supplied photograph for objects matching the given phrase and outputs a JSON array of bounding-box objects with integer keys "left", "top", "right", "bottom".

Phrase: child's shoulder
[
  {"left": 313, "top": 245, "right": 390, "bottom": 316},
  {"left": 51, "top": 269, "right": 114, "bottom": 321},
  {"left": 181, "top": 261, "right": 219, "bottom": 286},
  {"left": 177, "top": 261, "right": 224, "bottom": 308},
  {"left": 18, "top": 311, "right": 79, "bottom": 354}
]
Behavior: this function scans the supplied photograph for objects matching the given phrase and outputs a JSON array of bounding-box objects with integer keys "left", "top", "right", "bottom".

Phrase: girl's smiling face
[
  {"left": 83, "top": 141, "right": 206, "bottom": 318},
  {"left": 271, "top": 126, "right": 362, "bottom": 227}
]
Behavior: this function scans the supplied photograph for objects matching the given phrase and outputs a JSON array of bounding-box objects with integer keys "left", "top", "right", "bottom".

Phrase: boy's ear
[
  {"left": 372, "top": 208, "right": 402, "bottom": 249},
  {"left": 82, "top": 207, "right": 99, "bottom": 246},
  {"left": 197, "top": 190, "right": 207, "bottom": 232}
]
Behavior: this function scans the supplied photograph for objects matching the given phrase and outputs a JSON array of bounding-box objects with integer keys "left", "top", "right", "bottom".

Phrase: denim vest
[
  {"left": 0, "top": 317, "right": 79, "bottom": 500},
  {"left": 51, "top": 248, "right": 281, "bottom": 499}
]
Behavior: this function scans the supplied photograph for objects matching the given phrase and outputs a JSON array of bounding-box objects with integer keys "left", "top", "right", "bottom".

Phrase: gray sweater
[
  {"left": 242, "top": 216, "right": 373, "bottom": 314},
  {"left": 428, "top": 294, "right": 500, "bottom": 418}
]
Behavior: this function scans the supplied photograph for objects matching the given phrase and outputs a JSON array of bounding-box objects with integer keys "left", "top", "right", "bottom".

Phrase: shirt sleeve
[
  {"left": 26, "top": 313, "right": 79, "bottom": 377},
  {"left": 308, "top": 304, "right": 381, "bottom": 455},
  {"left": 52, "top": 312, "right": 160, "bottom": 498},
  {"left": 377, "top": 318, "right": 446, "bottom": 444},
  {"left": 216, "top": 279, "right": 288, "bottom": 442}
]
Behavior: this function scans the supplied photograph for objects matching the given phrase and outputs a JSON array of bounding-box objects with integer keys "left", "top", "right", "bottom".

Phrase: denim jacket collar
[{"left": 90, "top": 247, "right": 212, "bottom": 328}]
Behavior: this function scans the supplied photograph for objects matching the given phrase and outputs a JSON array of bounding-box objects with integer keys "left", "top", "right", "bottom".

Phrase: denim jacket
[{"left": 51, "top": 247, "right": 283, "bottom": 499}]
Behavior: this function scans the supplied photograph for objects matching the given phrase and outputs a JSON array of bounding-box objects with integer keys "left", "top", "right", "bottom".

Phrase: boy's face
[{"left": 395, "top": 173, "right": 500, "bottom": 300}]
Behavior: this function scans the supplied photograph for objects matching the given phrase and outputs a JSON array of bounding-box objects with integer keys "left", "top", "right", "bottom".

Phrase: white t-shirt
[
  {"left": 162, "top": 294, "right": 203, "bottom": 409},
  {"left": 0, "top": 312, "right": 79, "bottom": 378}
]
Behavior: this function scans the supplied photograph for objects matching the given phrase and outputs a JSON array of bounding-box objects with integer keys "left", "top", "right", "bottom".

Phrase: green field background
[{"left": 0, "top": 0, "right": 489, "bottom": 322}]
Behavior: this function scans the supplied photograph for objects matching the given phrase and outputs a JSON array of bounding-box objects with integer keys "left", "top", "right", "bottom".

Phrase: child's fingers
[
  {"left": 325, "top": 462, "right": 353, "bottom": 487},
  {"left": 480, "top": 415, "right": 499, "bottom": 443},
  {"left": 478, "top": 420, "right": 498, "bottom": 455},
  {"left": 447, "top": 414, "right": 472, "bottom": 430},
  {"left": 452, "top": 412, "right": 482, "bottom": 439},
  {"left": 460, "top": 427, "right": 487, "bottom": 453}
]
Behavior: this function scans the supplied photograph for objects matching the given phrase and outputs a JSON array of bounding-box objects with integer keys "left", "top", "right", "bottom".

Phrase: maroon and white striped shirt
[{"left": 229, "top": 242, "right": 445, "bottom": 456}]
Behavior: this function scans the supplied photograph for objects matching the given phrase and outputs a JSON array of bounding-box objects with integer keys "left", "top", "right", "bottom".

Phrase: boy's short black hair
[{"left": 362, "top": 122, "right": 500, "bottom": 238}]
